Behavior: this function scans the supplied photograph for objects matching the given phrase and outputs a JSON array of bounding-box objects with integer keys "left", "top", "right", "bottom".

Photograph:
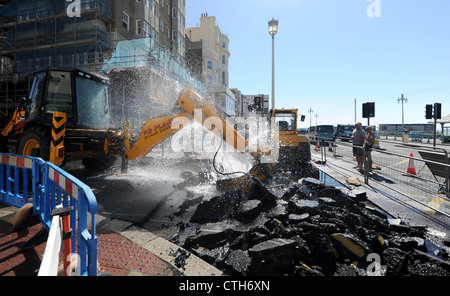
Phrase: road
[
  {"left": 311, "top": 138, "right": 450, "bottom": 237},
  {"left": 61, "top": 137, "right": 450, "bottom": 243}
]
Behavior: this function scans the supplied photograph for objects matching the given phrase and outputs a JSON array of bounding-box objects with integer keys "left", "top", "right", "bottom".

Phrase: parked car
[
  {"left": 335, "top": 124, "right": 355, "bottom": 142},
  {"left": 306, "top": 126, "right": 317, "bottom": 141},
  {"left": 316, "top": 125, "right": 335, "bottom": 142},
  {"left": 297, "top": 128, "right": 308, "bottom": 135}
]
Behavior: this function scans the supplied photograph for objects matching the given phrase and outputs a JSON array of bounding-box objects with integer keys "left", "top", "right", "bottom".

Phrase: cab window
[
  {"left": 44, "top": 71, "right": 73, "bottom": 118},
  {"left": 274, "top": 112, "right": 296, "bottom": 131},
  {"left": 28, "top": 73, "right": 46, "bottom": 120}
]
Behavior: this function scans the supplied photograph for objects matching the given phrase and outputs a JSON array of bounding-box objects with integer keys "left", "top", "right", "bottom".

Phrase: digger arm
[
  {"left": 177, "top": 89, "right": 248, "bottom": 153},
  {"left": 123, "top": 89, "right": 250, "bottom": 160},
  {"left": 121, "top": 89, "right": 274, "bottom": 183},
  {"left": 122, "top": 112, "right": 190, "bottom": 160}
]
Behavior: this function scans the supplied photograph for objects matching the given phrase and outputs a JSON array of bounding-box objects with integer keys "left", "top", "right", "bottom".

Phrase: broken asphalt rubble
[{"left": 172, "top": 175, "right": 450, "bottom": 276}]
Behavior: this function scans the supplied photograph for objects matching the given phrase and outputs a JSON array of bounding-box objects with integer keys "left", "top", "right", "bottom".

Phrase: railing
[
  {"left": 380, "top": 131, "right": 449, "bottom": 144},
  {"left": 313, "top": 139, "right": 450, "bottom": 212},
  {"left": 0, "top": 154, "right": 44, "bottom": 209},
  {"left": 369, "top": 148, "right": 450, "bottom": 199},
  {"left": 38, "top": 162, "right": 98, "bottom": 276},
  {"left": 0, "top": 153, "right": 98, "bottom": 276}
]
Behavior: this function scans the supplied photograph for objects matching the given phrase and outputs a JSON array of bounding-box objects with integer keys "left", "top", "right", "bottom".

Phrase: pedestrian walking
[
  {"left": 351, "top": 122, "right": 365, "bottom": 171},
  {"left": 364, "top": 126, "right": 375, "bottom": 172}
]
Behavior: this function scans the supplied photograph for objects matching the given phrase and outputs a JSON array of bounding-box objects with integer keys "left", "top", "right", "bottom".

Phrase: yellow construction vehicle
[{"left": 0, "top": 68, "right": 310, "bottom": 181}]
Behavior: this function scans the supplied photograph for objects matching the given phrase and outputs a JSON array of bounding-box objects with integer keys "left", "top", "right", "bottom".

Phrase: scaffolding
[
  {"left": 104, "top": 37, "right": 208, "bottom": 128},
  {"left": 0, "top": 0, "right": 112, "bottom": 115},
  {"left": 0, "top": 0, "right": 207, "bottom": 125}
]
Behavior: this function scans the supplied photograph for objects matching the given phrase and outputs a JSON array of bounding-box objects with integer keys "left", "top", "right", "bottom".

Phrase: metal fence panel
[{"left": 0, "top": 153, "right": 98, "bottom": 276}]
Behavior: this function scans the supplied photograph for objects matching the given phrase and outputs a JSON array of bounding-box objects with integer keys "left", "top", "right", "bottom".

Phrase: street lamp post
[
  {"left": 268, "top": 18, "right": 278, "bottom": 110},
  {"left": 398, "top": 94, "right": 408, "bottom": 131},
  {"left": 308, "top": 108, "right": 313, "bottom": 127}
]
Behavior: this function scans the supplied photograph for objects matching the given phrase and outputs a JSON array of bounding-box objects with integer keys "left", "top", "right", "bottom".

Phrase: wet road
[{"left": 63, "top": 153, "right": 244, "bottom": 240}]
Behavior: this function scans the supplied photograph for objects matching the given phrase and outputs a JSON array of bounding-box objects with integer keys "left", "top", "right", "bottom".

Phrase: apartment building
[
  {"left": 186, "top": 14, "right": 235, "bottom": 116},
  {"left": 0, "top": 0, "right": 188, "bottom": 116},
  {"left": 0, "top": 0, "right": 113, "bottom": 115},
  {"left": 111, "top": 0, "right": 185, "bottom": 58},
  {"left": 157, "top": 0, "right": 185, "bottom": 58}
]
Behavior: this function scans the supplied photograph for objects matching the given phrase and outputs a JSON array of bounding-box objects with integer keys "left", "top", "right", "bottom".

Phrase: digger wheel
[{"left": 18, "top": 127, "right": 50, "bottom": 160}]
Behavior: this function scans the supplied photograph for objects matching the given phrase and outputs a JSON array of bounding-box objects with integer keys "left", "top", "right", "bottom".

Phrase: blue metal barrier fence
[{"left": 0, "top": 153, "right": 98, "bottom": 276}]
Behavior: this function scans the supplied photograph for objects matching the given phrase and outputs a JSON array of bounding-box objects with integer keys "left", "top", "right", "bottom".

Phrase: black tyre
[{"left": 17, "top": 127, "right": 50, "bottom": 160}]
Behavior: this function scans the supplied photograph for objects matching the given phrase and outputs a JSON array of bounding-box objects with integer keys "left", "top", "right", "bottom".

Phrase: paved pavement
[{"left": 0, "top": 204, "right": 222, "bottom": 276}]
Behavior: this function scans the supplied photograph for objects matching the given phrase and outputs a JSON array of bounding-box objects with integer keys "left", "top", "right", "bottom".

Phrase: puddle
[{"left": 319, "top": 170, "right": 345, "bottom": 188}]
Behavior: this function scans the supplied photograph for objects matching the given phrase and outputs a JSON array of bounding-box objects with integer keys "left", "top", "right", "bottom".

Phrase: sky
[{"left": 185, "top": 0, "right": 450, "bottom": 128}]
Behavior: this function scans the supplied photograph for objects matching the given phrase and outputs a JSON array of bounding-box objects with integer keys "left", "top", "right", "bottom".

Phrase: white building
[{"left": 187, "top": 15, "right": 235, "bottom": 116}]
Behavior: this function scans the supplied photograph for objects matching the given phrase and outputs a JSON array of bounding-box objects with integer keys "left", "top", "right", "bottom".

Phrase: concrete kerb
[
  {"left": 96, "top": 216, "right": 223, "bottom": 276},
  {"left": 0, "top": 205, "right": 17, "bottom": 222}
]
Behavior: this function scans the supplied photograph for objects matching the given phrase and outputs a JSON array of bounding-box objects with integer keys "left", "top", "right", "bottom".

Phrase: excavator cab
[
  {"left": 1, "top": 67, "right": 116, "bottom": 169},
  {"left": 270, "top": 109, "right": 311, "bottom": 175},
  {"left": 26, "top": 68, "right": 111, "bottom": 129}
]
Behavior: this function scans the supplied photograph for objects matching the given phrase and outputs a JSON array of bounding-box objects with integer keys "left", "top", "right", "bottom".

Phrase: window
[
  {"left": 226, "top": 95, "right": 235, "bottom": 116},
  {"left": 122, "top": 11, "right": 130, "bottom": 30},
  {"left": 274, "top": 112, "right": 296, "bottom": 131},
  {"left": 136, "top": 19, "right": 142, "bottom": 35},
  {"left": 222, "top": 55, "right": 225, "bottom": 64},
  {"left": 172, "top": 7, "right": 177, "bottom": 18},
  {"left": 76, "top": 74, "right": 111, "bottom": 128},
  {"left": 207, "top": 60, "right": 213, "bottom": 69},
  {"left": 28, "top": 73, "right": 46, "bottom": 120},
  {"left": 144, "top": 23, "right": 156, "bottom": 38},
  {"left": 222, "top": 72, "right": 226, "bottom": 85},
  {"left": 222, "top": 42, "right": 226, "bottom": 49},
  {"left": 160, "top": 19, "right": 164, "bottom": 33},
  {"left": 44, "top": 71, "right": 73, "bottom": 118},
  {"left": 88, "top": 52, "right": 96, "bottom": 64},
  {"left": 146, "top": 0, "right": 153, "bottom": 10}
]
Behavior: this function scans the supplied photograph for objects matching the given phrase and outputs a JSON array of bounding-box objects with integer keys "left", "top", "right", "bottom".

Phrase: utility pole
[
  {"left": 308, "top": 108, "right": 313, "bottom": 127},
  {"left": 398, "top": 94, "right": 408, "bottom": 131},
  {"left": 315, "top": 114, "right": 319, "bottom": 126}
]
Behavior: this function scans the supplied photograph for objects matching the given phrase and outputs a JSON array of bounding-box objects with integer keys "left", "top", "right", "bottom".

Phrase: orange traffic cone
[
  {"left": 316, "top": 138, "right": 320, "bottom": 150},
  {"left": 407, "top": 153, "right": 416, "bottom": 175}
]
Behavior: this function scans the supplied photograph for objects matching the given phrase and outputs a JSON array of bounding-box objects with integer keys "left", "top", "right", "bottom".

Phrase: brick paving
[{"left": 0, "top": 207, "right": 180, "bottom": 276}]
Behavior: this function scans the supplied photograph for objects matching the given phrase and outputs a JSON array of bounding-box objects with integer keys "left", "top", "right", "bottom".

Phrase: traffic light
[
  {"left": 425, "top": 104, "right": 433, "bottom": 119},
  {"left": 362, "top": 102, "right": 375, "bottom": 118},
  {"left": 434, "top": 103, "right": 442, "bottom": 119}
]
